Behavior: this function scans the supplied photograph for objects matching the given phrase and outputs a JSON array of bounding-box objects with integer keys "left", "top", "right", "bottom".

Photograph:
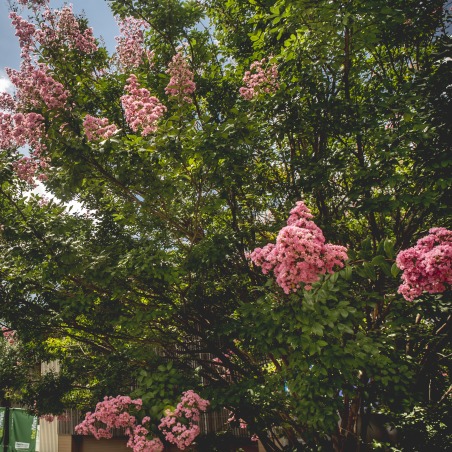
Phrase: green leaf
[
  {"left": 362, "top": 262, "right": 377, "bottom": 280},
  {"left": 311, "top": 324, "right": 324, "bottom": 336},
  {"left": 342, "top": 265, "right": 353, "bottom": 280},
  {"left": 383, "top": 239, "right": 395, "bottom": 258},
  {"left": 391, "top": 263, "right": 401, "bottom": 277}
]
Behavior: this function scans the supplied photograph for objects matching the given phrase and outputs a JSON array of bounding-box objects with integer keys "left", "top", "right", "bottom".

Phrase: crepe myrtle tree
[{"left": 0, "top": 0, "right": 451, "bottom": 450}]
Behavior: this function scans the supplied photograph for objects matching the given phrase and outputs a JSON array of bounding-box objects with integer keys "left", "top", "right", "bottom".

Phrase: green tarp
[{"left": 7, "top": 409, "right": 38, "bottom": 452}]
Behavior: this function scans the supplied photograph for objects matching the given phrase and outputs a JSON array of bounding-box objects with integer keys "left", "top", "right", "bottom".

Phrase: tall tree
[{"left": 0, "top": 0, "right": 450, "bottom": 450}]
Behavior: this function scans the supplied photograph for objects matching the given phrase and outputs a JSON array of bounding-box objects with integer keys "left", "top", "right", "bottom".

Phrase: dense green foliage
[{"left": 1, "top": 0, "right": 451, "bottom": 450}]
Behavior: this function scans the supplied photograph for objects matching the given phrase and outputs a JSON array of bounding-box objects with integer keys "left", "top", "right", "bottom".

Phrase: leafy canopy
[{"left": 0, "top": 0, "right": 451, "bottom": 450}]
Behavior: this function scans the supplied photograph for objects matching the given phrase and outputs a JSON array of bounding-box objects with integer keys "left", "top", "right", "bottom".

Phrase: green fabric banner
[
  {"left": 7, "top": 409, "right": 38, "bottom": 452},
  {"left": 0, "top": 407, "right": 6, "bottom": 452}
]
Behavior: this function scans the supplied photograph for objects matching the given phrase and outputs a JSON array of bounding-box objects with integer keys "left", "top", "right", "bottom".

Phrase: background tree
[{"left": 0, "top": 0, "right": 451, "bottom": 450}]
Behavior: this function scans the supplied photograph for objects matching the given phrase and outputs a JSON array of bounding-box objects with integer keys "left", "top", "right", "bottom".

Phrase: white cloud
[
  {"left": 0, "top": 75, "right": 12, "bottom": 93},
  {"left": 0, "top": 72, "right": 14, "bottom": 114},
  {"left": 28, "top": 181, "right": 92, "bottom": 217}
]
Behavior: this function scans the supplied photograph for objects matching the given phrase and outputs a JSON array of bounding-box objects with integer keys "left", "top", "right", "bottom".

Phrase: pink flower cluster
[
  {"left": 6, "top": 64, "right": 69, "bottom": 110},
  {"left": 75, "top": 395, "right": 142, "bottom": 439},
  {"left": 121, "top": 75, "right": 167, "bottom": 136},
  {"left": 2, "top": 326, "right": 16, "bottom": 345},
  {"left": 212, "top": 355, "right": 231, "bottom": 379},
  {"left": 0, "top": 110, "right": 48, "bottom": 185},
  {"left": 115, "top": 17, "right": 151, "bottom": 69},
  {"left": 37, "top": 6, "right": 98, "bottom": 54},
  {"left": 13, "top": 156, "right": 49, "bottom": 185},
  {"left": 165, "top": 53, "right": 196, "bottom": 103},
  {"left": 0, "top": 113, "right": 15, "bottom": 149},
  {"left": 83, "top": 115, "right": 118, "bottom": 142},
  {"left": 4, "top": 113, "right": 44, "bottom": 147},
  {"left": 5, "top": 8, "right": 79, "bottom": 114},
  {"left": 41, "top": 413, "right": 70, "bottom": 423},
  {"left": 9, "top": 12, "right": 36, "bottom": 62},
  {"left": 0, "top": 93, "right": 16, "bottom": 112},
  {"left": 10, "top": 6, "right": 97, "bottom": 64},
  {"left": 249, "top": 201, "right": 348, "bottom": 294},
  {"left": 17, "top": 0, "right": 47, "bottom": 7},
  {"left": 40, "top": 414, "right": 55, "bottom": 422},
  {"left": 75, "top": 396, "right": 163, "bottom": 452},
  {"left": 158, "top": 390, "right": 210, "bottom": 450},
  {"left": 127, "top": 419, "right": 164, "bottom": 452},
  {"left": 0, "top": 111, "right": 44, "bottom": 148},
  {"left": 75, "top": 392, "right": 208, "bottom": 452},
  {"left": 239, "top": 58, "right": 279, "bottom": 100},
  {"left": 396, "top": 228, "right": 452, "bottom": 301}
]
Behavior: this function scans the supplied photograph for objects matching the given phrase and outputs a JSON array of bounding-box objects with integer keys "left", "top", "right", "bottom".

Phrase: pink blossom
[
  {"left": 13, "top": 156, "right": 48, "bottom": 186},
  {"left": 16, "top": 0, "right": 47, "bottom": 7},
  {"left": 57, "top": 6, "right": 97, "bottom": 54},
  {"left": 9, "top": 12, "right": 36, "bottom": 62},
  {"left": 83, "top": 115, "right": 118, "bottom": 142},
  {"left": 396, "top": 228, "right": 452, "bottom": 301},
  {"left": 57, "top": 413, "right": 70, "bottom": 422},
  {"left": 159, "top": 390, "right": 210, "bottom": 449},
  {"left": 6, "top": 64, "right": 69, "bottom": 110},
  {"left": 212, "top": 356, "right": 231, "bottom": 379},
  {"left": 38, "top": 196, "right": 50, "bottom": 207},
  {"left": 2, "top": 326, "right": 16, "bottom": 345},
  {"left": 239, "top": 58, "right": 279, "bottom": 100},
  {"left": 35, "top": 6, "right": 97, "bottom": 54},
  {"left": 127, "top": 420, "right": 164, "bottom": 452},
  {"left": 0, "top": 112, "right": 14, "bottom": 150},
  {"left": 165, "top": 53, "right": 196, "bottom": 103},
  {"left": 0, "top": 111, "right": 48, "bottom": 185},
  {"left": 10, "top": 5, "right": 96, "bottom": 64},
  {"left": 121, "top": 74, "right": 166, "bottom": 136},
  {"left": 248, "top": 202, "right": 348, "bottom": 294},
  {"left": 11, "top": 112, "right": 46, "bottom": 148},
  {"left": 1, "top": 111, "right": 45, "bottom": 150},
  {"left": 75, "top": 396, "right": 163, "bottom": 452},
  {"left": 41, "top": 414, "right": 55, "bottom": 422},
  {"left": 45, "top": 413, "right": 69, "bottom": 422},
  {"left": 0, "top": 92, "right": 16, "bottom": 112},
  {"left": 115, "top": 17, "right": 150, "bottom": 69},
  {"left": 75, "top": 395, "right": 142, "bottom": 438}
]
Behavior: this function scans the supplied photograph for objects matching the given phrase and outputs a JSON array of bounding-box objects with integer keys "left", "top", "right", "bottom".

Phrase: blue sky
[{"left": 0, "top": 0, "right": 118, "bottom": 89}]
